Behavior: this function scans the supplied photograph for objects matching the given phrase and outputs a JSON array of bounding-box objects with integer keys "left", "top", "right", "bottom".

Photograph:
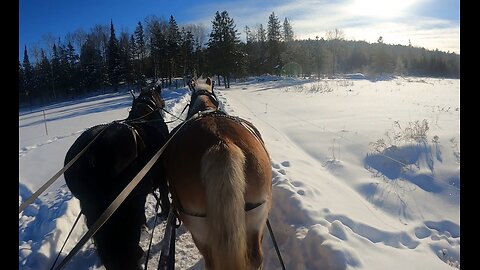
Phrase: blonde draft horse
[{"left": 163, "top": 78, "right": 272, "bottom": 269}]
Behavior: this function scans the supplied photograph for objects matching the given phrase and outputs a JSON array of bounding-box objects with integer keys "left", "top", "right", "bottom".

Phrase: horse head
[
  {"left": 187, "top": 77, "right": 219, "bottom": 118},
  {"left": 128, "top": 86, "right": 165, "bottom": 120}
]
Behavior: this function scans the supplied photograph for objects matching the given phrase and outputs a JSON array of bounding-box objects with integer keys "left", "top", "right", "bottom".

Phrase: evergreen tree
[
  {"left": 349, "top": 43, "right": 368, "bottom": 73},
  {"left": 149, "top": 19, "right": 167, "bottom": 82},
  {"left": 167, "top": 15, "right": 180, "bottom": 85},
  {"left": 257, "top": 24, "right": 268, "bottom": 74},
  {"left": 118, "top": 31, "right": 135, "bottom": 84},
  {"left": 207, "top": 10, "right": 241, "bottom": 88},
  {"left": 19, "top": 61, "right": 25, "bottom": 104},
  {"left": 258, "top": 24, "right": 267, "bottom": 43},
  {"left": 64, "top": 41, "right": 80, "bottom": 96},
  {"left": 80, "top": 36, "right": 103, "bottom": 91},
  {"left": 36, "top": 50, "right": 53, "bottom": 102},
  {"left": 180, "top": 28, "right": 195, "bottom": 77},
  {"left": 128, "top": 34, "right": 138, "bottom": 83},
  {"left": 245, "top": 26, "right": 252, "bottom": 43},
  {"left": 107, "top": 20, "right": 121, "bottom": 89},
  {"left": 51, "top": 43, "right": 61, "bottom": 99},
  {"left": 314, "top": 36, "right": 324, "bottom": 78},
  {"left": 267, "top": 12, "right": 283, "bottom": 75},
  {"left": 18, "top": 12, "right": 461, "bottom": 102},
  {"left": 372, "top": 42, "right": 394, "bottom": 74},
  {"left": 244, "top": 26, "right": 255, "bottom": 74},
  {"left": 90, "top": 24, "right": 109, "bottom": 85},
  {"left": 134, "top": 21, "right": 146, "bottom": 87},
  {"left": 22, "top": 46, "right": 35, "bottom": 100},
  {"left": 283, "top": 17, "right": 294, "bottom": 42}
]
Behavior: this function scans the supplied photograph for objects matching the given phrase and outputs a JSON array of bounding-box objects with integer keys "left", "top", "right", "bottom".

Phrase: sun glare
[{"left": 350, "top": 0, "right": 415, "bottom": 18}]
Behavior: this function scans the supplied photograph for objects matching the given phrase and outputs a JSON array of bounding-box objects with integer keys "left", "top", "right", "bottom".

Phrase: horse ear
[
  {"left": 206, "top": 77, "right": 212, "bottom": 86},
  {"left": 130, "top": 90, "right": 136, "bottom": 100}
]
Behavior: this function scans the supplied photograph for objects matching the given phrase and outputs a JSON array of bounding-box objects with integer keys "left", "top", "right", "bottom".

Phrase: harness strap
[
  {"left": 19, "top": 123, "right": 114, "bottom": 213},
  {"left": 54, "top": 109, "right": 206, "bottom": 270},
  {"left": 54, "top": 130, "right": 172, "bottom": 270},
  {"left": 123, "top": 122, "right": 145, "bottom": 160},
  {"left": 49, "top": 210, "right": 83, "bottom": 270},
  {"left": 190, "top": 111, "right": 269, "bottom": 157},
  {"left": 135, "top": 95, "right": 158, "bottom": 113}
]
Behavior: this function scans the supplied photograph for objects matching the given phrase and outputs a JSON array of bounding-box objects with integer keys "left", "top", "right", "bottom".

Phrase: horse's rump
[{"left": 165, "top": 114, "right": 272, "bottom": 269}]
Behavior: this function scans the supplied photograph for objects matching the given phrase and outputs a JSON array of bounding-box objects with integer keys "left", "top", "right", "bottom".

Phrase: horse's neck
[
  {"left": 187, "top": 96, "right": 217, "bottom": 118},
  {"left": 132, "top": 114, "right": 168, "bottom": 147}
]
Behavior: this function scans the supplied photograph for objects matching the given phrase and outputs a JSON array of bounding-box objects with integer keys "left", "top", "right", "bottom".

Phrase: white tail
[{"left": 201, "top": 141, "right": 247, "bottom": 269}]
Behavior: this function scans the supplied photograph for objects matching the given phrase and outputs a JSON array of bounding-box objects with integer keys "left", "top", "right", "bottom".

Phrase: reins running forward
[
  {"left": 144, "top": 194, "right": 161, "bottom": 270},
  {"left": 53, "top": 108, "right": 214, "bottom": 270},
  {"left": 267, "top": 218, "right": 287, "bottom": 270},
  {"left": 19, "top": 95, "right": 164, "bottom": 214},
  {"left": 19, "top": 121, "right": 115, "bottom": 213},
  {"left": 49, "top": 210, "right": 83, "bottom": 270}
]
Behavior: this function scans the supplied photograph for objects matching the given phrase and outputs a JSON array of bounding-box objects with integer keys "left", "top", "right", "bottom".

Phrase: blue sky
[{"left": 19, "top": 0, "right": 459, "bottom": 62}]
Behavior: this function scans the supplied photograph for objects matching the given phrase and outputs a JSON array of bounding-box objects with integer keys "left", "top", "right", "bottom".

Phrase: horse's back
[
  {"left": 64, "top": 123, "right": 140, "bottom": 199},
  {"left": 166, "top": 115, "right": 272, "bottom": 214}
]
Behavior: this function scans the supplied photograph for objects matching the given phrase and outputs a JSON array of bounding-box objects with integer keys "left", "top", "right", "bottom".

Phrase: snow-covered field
[{"left": 19, "top": 75, "right": 460, "bottom": 269}]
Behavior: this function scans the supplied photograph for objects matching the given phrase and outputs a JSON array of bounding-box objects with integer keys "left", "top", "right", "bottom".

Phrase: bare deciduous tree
[{"left": 325, "top": 28, "right": 345, "bottom": 76}]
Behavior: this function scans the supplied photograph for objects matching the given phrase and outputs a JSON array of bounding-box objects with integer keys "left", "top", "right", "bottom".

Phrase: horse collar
[{"left": 193, "top": 90, "right": 219, "bottom": 108}]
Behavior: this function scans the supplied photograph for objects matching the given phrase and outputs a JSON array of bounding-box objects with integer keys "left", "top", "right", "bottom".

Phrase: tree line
[{"left": 19, "top": 11, "right": 460, "bottom": 107}]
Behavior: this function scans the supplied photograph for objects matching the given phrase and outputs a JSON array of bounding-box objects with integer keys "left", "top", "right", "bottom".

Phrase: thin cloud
[{"left": 183, "top": 0, "right": 459, "bottom": 53}]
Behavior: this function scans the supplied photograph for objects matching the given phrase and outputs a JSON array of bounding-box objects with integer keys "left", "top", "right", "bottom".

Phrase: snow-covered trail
[{"left": 19, "top": 77, "right": 460, "bottom": 270}]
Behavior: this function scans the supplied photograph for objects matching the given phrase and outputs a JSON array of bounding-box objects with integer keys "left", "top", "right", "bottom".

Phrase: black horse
[{"left": 64, "top": 86, "right": 170, "bottom": 270}]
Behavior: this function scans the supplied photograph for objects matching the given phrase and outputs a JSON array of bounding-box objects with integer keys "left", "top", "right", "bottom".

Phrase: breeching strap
[{"left": 19, "top": 123, "right": 114, "bottom": 214}]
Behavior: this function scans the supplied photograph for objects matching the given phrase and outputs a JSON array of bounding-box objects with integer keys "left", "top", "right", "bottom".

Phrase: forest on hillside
[{"left": 19, "top": 11, "right": 460, "bottom": 107}]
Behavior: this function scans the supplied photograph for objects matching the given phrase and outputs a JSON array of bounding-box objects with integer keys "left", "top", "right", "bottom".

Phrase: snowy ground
[{"left": 19, "top": 75, "right": 460, "bottom": 269}]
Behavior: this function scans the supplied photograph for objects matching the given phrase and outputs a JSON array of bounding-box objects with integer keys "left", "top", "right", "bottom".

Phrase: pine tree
[
  {"left": 19, "top": 61, "right": 25, "bottom": 104},
  {"left": 80, "top": 36, "right": 103, "bottom": 91},
  {"left": 118, "top": 31, "right": 135, "bottom": 84},
  {"left": 65, "top": 41, "right": 80, "bottom": 96},
  {"left": 207, "top": 10, "right": 241, "bottom": 88},
  {"left": 134, "top": 21, "right": 146, "bottom": 87},
  {"left": 36, "top": 50, "right": 53, "bottom": 102},
  {"left": 267, "top": 12, "right": 283, "bottom": 75},
  {"left": 51, "top": 43, "right": 60, "bottom": 100},
  {"left": 283, "top": 17, "right": 294, "bottom": 42},
  {"left": 257, "top": 24, "right": 267, "bottom": 74},
  {"left": 167, "top": 15, "right": 180, "bottom": 85},
  {"left": 149, "top": 19, "right": 167, "bottom": 82},
  {"left": 180, "top": 28, "right": 195, "bottom": 77},
  {"left": 258, "top": 24, "right": 267, "bottom": 43},
  {"left": 244, "top": 25, "right": 255, "bottom": 74},
  {"left": 22, "top": 46, "right": 35, "bottom": 100},
  {"left": 107, "top": 20, "right": 121, "bottom": 90}
]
